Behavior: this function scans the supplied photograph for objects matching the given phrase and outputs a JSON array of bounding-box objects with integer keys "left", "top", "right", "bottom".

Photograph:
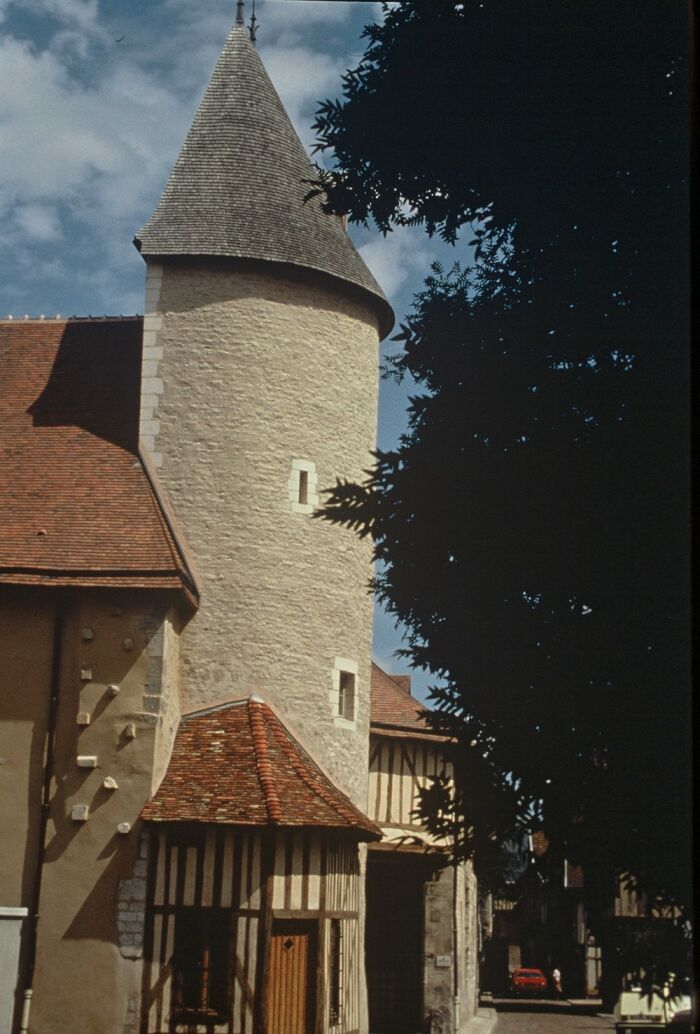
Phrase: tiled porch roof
[{"left": 142, "top": 696, "right": 381, "bottom": 839}]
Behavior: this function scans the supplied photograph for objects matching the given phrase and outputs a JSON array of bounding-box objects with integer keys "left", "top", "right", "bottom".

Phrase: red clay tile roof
[
  {"left": 141, "top": 696, "right": 382, "bottom": 838},
  {"left": 370, "top": 662, "right": 448, "bottom": 741},
  {"left": 531, "top": 830, "right": 550, "bottom": 857},
  {"left": 0, "top": 318, "right": 198, "bottom": 603}
]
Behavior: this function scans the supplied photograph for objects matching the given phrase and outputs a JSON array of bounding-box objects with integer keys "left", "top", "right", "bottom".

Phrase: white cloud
[
  {"left": 258, "top": 42, "right": 346, "bottom": 148},
  {"left": 359, "top": 226, "right": 434, "bottom": 298},
  {"left": 0, "top": 0, "right": 387, "bottom": 316},
  {"left": 0, "top": 35, "right": 187, "bottom": 214},
  {"left": 10, "top": 0, "right": 100, "bottom": 31},
  {"left": 256, "top": 0, "right": 352, "bottom": 33},
  {"left": 14, "top": 203, "right": 62, "bottom": 241}
]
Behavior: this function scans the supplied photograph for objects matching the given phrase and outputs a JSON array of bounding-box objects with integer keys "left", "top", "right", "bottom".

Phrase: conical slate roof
[{"left": 135, "top": 25, "right": 393, "bottom": 336}]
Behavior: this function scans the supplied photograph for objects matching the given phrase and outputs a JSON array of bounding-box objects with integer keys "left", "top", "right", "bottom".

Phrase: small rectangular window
[
  {"left": 329, "top": 919, "right": 342, "bottom": 1026},
  {"left": 338, "top": 671, "right": 355, "bottom": 722},
  {"left": 173, "top": 910, "right": 230, "bottom": 1022},
  {"left": 298, "top": 469, "right": 309, "bottom": 505}
]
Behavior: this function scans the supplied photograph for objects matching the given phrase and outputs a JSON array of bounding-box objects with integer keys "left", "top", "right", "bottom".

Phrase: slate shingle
[{"left": 135, "top": 26, "right": 393, "bottom": 338}]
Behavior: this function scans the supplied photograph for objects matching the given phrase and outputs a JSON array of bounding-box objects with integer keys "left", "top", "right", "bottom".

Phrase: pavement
[
  {"left": 459, "top": 997, "right": 499, "bottom": 1034},
  {"left": 459, "top": 994, "right": 608, "bottom": 1034}
]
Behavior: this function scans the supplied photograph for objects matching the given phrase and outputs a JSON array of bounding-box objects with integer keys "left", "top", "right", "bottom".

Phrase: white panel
[
  {"left": 153, "top": 831, "right": 166, "bottom": 905},
  {"left": 220, "top": 832, "right": 234, "bottom": 908},
  {"left": 378, "top": 743, "right": 389, "bottom": 823},
  {"left": 290, "top": 833, "right": 303, "bottom": 910},
  {"left": 183, "top": 846, "right": 197, "bottom": 906},
  {"left": 272, "top": 833, "right": 286, "bottom": 910},
  {"left": 401, "top": 744, "right": 412, "bottom": 825},
  {"left": 163, "top": 914, "right": 174, "bottom": 1029},
  {"left": 0, "top": 911, "right": 25, "bottom": 1034},
  {"left": 308, "top": 835, "right": 321, "bottom": 910},
  {"left": 235, "top": 915, "right": 248, "bottom": 1033},
  {"left": 168, "top": 846, "right": 179, "bottom": 905},
  {"left": 201, "top": 828, "right": 216, "bottom": 906},
  {"left": 148, "top": 914, "right": 163, "bottom": 1032},
  {"left": 249, "top": 834, "right": 261, "bottom": 911},
  {"left": 246, "top": 917, "right": 258, "bottom": 1031}
]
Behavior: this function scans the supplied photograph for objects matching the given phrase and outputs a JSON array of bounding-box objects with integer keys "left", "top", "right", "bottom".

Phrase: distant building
[
  {"left": 366, "top": 663, "right": 480, "bottom": 1034},
  {"left": 485, "top": 831, "right": 594, "bottom": 998}
]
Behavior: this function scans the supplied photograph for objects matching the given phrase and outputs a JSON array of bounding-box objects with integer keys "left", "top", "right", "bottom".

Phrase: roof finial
[
  {"left": 235, "top": 0, "right": 245, "bottom": 27},
  {"left": 249, "top": 0, "right": 258, "bottom": 44}
]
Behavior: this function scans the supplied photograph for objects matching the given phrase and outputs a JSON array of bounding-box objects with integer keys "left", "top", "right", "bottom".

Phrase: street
[{"left": 493, "top": 1002, "right": 615, "bottom": 1032}]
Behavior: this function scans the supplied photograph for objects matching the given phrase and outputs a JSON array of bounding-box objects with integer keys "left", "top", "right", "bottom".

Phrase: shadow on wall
[
  {"left": 28, "top": 319, "right": 143, "bottom": 452},
  {"left": 154, "top": 255, "right": 380, "bottom": 332}
]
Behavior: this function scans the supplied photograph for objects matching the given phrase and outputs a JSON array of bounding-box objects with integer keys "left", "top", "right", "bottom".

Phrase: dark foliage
[{"left": 313, "top": 0, "right": 691, "bottom": 984}]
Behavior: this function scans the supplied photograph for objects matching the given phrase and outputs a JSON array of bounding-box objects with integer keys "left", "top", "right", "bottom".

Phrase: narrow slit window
[
  {"left": 288, "top": 460, "right": 318, "bottom": 513},
  {"left": 329, "top": 919, "right": 342, "bottom": 1026},
  {"left": 298, "top": 469, "right": 309, "bottom": 505},
  {"left": 338, "top": 671, "right": 355, "bottom": 722}
]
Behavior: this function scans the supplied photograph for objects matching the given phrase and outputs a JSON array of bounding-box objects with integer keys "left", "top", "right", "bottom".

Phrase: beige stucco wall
[
  {"left": 0, "top": 589, "right": 182, "bottom": 1034},
  {"left": 0, "top": 596, "right": 53, "bottom": 911},
  {"left": 141, "top": 259, "right": 380, "bottom": 809}
]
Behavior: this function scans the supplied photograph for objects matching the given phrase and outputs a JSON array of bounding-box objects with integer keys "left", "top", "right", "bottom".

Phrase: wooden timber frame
[
  {"left": 141, "top": 824, "right": 363, "bottom": 1034},
  {"left": 368, "top": 732, "right": 452, "bottom": 836}
]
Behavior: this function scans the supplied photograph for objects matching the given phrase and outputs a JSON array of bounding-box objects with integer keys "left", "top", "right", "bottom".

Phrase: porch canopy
[{"left": 142, "top": 695, "right": 381, "bottom": 839}]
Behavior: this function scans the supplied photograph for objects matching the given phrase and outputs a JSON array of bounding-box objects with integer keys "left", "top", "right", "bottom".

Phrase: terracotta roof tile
[
  {"left": 0, "top": 318, "right": 197, "bottom": 602},
  {"left": 370, "top": 662, "right": 447, "bottom": 740},
  {"left": 531, "top": 830, "right": 550, "bottom": 857},
  {"left": 141, "top": 697, "right": 382, "bottom": 839}
]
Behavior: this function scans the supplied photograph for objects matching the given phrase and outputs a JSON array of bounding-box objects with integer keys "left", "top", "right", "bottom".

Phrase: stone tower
[{"left": 134, "top": 20, "right": 393, "bottom": 808}]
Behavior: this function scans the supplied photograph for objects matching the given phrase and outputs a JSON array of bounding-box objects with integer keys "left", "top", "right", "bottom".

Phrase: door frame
[{"left": 262, "top": 917, "right": 319, "bottom": 1034}]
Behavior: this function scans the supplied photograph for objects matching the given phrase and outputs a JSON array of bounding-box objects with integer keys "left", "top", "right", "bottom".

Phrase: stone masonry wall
[{"left": 140, "top": 260, "right": 381, "bottom": 808}]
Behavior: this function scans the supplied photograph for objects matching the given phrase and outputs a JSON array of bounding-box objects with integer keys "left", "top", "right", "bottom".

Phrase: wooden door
[
  {"left": 267, "top": 919, "right": 317, "bottom": 1034},
  {"left": 366, "top": 857, "right": 424, "bottom": 1033}
]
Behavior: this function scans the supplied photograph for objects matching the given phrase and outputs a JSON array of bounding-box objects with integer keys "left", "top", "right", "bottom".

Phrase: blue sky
[{"left": 0, "top": 0, "right": 473, "bottom": 702}]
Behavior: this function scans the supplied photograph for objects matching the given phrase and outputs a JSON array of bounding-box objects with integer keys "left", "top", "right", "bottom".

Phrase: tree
[{"left": 312, "top": 0, "right": 691, "bottom": 990}]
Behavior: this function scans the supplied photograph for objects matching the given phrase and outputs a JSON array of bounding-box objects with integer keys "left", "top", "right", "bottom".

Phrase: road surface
[{"left": 493, "top": 1001, "right": 615, "bottom": 1032}]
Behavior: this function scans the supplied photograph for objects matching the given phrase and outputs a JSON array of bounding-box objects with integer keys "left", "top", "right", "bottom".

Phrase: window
[
  {"left": 288, "top": 460, "right": 318, "bottom": 514},
  {"left": 298, "top": 469, "right": 309, "bottom": 505},
  {"left": 329, "top": 919, "right": 343, "bottom": 1026},
  {"left": 173, "top": 910, "right": 230, "bottom": 1022},
  {"left": 331, "top": 658, "right": 358, "bottom": 726},
  {"left": 338, "top": 671, "right": 355, "bottom": 722}
]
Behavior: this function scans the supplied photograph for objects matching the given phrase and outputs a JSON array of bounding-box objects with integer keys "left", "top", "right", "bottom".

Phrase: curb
[{"left": 459, "top": 1005, "right": 498, "bottom": 1034}]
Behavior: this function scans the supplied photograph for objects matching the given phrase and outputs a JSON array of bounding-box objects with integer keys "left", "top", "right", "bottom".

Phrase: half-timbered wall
[
  {"left": 142, "top": 827, "right": 362, "bottom": 1034},
  {"left": 368, "top": 734, "right": 452, "bottom": 840}
]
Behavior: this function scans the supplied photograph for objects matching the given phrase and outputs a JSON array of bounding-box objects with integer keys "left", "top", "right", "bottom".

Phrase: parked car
[
  {"left": 510, "top": 967, "right": 548, "bottom": 997},
  {"left": 666, "top": 1009, "right": 693, "bottom": 1032},
  {"left": 614, "top": 990, "right": 693, "bottom": 1033}
]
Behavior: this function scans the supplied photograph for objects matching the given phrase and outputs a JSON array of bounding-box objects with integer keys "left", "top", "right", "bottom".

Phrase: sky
[{"left": 0, "top": 0, "right": 474, "bottom": 702}]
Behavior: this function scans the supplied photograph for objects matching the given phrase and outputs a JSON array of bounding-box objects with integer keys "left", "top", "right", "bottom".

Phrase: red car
[{"left": 510, "top": 967, "right": 549, "bottom": 997}]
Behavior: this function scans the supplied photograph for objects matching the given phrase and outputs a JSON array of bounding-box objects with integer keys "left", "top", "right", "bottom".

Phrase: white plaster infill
[
  {"left": 0, "top": 907, "right": 28, "bottom": 918},
  {"left": 139, "top": 263, "right": 164, "bottom": 468}
]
